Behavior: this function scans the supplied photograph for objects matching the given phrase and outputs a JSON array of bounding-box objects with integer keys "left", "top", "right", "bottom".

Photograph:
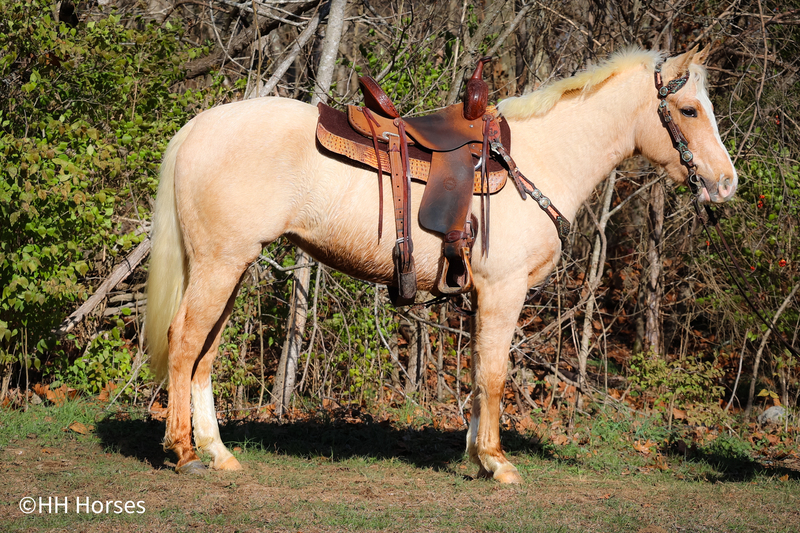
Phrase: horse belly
[{"left": 286, "top": 177, "right": 443, "bottom": 289}]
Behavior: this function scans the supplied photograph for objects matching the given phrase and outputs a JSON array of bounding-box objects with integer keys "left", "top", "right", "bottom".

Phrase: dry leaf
[
  {"left": 48, "top": 385, "right": 78, "bottom": 406},
  {"left": 672, "top": 407, "right": 686, "bottom": 420},
  {"left": 653, "top": 453, "right": 670, "bottom": 471},
  {"left": 68, "top": 421, "right": 89, "bottom": 435},
  {"left": 322, "top": 398, "right": 339, "bottom": 410},
  {"left": 98, "top": 382, "right": 117, "bottom": 402},
  {"left": 633, "top": 439, "right": 657, "bottom": 455},
  {"left": 149, "top": 401, "right": 168, "bottom": 421},
  {"left": 516, "top": 416, "right": 536, "bottom": 432}
]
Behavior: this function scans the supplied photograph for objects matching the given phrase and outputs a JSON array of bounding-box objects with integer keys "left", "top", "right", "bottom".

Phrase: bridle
[
  {"left": 654, "top": 60, "right": 703, "bottom": 196},
  {"left": 655, "top": 59, "right": 799, "bottom": 359}
]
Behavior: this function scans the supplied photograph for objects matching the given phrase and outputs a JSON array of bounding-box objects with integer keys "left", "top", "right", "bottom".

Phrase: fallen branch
[{"left": 56, "top": 238, "right": 151, "bottom": 335}]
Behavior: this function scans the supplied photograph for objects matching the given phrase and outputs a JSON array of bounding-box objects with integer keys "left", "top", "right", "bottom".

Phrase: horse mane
[{"left": 497, "top": 48, "right": 664, "bottom": 120}]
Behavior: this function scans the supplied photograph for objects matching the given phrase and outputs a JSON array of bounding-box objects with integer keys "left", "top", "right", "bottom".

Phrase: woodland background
[{"left": 1, "top": 0, "right": 799, "bottom": 443}]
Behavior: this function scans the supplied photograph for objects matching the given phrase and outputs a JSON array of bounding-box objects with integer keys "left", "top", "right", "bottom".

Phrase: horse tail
[{"left": 145, "top": 121, "right": 194, "bottom": 383}]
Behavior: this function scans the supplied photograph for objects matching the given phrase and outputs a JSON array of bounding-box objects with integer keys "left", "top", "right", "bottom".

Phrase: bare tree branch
[{"left": 184, "top": 0, "right": 319, "bottom": 79}]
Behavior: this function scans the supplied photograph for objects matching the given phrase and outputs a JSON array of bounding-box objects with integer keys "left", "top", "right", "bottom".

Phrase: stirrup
[{"left": 437, "top": 244, "right": 475, "bottom": 295}]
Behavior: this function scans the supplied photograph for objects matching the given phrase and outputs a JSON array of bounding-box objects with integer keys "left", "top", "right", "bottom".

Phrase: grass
[{"left": 1, "top": 399, "right": 799, "bottom": 532}]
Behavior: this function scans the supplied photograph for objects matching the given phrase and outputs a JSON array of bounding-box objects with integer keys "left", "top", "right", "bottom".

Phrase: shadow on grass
[
  {"left": 94, "top": 409, "right": 551, "bottom": 475},
  {"left": 94, "top": 409, "right": 799, "bottom": 482},
  {"left": 94, "top": 415, "right": 174, "bottom": 470},
  {"left": 663, "top": 435, "right": 800, "bottom": 482}
]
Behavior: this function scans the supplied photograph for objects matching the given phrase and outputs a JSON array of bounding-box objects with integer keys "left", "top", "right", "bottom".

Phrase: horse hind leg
[
  {"left": 190, "top": 291, "right": 244, "bottom": 472},
  {"left": 164, "top": 260, "right": 253, "bottom": 474}
]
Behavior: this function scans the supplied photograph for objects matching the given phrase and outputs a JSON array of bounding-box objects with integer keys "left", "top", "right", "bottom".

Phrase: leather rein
[{"left": 655, "top": 59, "right": 799, "bottom": 359}]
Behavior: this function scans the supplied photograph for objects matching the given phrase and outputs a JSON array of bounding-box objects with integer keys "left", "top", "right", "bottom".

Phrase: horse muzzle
[{"left": 691, "top": 173, "right": 737, "bottom": 203}]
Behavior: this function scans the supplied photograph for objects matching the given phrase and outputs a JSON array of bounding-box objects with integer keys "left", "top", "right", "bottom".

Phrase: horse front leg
[{"left": 466, "top": 280, "right": 527, "bottom": 484}]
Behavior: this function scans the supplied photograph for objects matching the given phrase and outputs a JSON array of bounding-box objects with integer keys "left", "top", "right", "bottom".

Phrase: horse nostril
[{"left": 719, "top": 176, "right": 732, "bottom": 195}]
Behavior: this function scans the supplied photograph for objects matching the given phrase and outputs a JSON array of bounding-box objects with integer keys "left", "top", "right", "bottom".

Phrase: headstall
[{"left": 654, "top": 60, "right": 702, "bottom": 195}]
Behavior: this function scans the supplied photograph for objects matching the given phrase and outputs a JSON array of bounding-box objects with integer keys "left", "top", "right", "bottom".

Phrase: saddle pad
[{"left": 316, "top": 103, "right": 510, "bottom": 195}]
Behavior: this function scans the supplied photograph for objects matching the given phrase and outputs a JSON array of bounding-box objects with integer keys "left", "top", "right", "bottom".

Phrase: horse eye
[{"left": 681, "top": 107, "right": 698, "bottom": 118}]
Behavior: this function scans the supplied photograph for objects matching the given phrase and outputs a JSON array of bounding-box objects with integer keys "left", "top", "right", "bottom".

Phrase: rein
[{"left": 655, "top": 60, "right": 800, "bottom": 358}]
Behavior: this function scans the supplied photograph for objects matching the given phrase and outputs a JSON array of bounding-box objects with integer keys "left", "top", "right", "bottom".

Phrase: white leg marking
[{"left": 191, "top": 378, "right": 235, "bottom": 468}]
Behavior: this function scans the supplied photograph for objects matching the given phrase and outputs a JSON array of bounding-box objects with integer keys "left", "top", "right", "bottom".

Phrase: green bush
[
  {"left": 629, "top": 351, "right": 726, "bottom": 426},
  {"left": 0, "top": 0, "right": 223, "bottom": 385}
]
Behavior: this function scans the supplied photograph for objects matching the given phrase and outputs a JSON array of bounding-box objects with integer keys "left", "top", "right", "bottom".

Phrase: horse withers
[{"left": 145, "top": 46, "right": 736, "bottom": 482}]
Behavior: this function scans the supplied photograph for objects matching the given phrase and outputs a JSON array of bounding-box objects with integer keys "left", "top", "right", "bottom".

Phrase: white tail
[{"left": 145, "top": 121, "right": 194, "bottom": 382}]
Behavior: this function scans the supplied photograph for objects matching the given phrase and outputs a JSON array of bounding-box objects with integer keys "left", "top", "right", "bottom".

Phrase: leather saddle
[{"left": 317, "top": 58, "right": 514, "bottom": 305}]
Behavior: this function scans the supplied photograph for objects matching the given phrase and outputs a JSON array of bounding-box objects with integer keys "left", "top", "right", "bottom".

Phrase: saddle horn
[{"left": 463, "top": 57, "right": 492, "bottom": 120}]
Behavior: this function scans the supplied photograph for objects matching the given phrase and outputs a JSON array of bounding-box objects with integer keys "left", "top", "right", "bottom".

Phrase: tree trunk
[
  {"left": 645, "top": 179, "right": 664, "bottom": 355},
  {"left": 270, "top": 0, "right": 346, "bottom": 416},
  {"left": 272, "top": 252, "right": 312, "bottom": 415},
  {"left": 576, "top": 171, "right": 616, "bottom": 408},
  {"left": 402, "top": 319, "right": 423, "bottom": 394},
  {"left": 436, "top": 304, "right": 447, "bottom": 401}
]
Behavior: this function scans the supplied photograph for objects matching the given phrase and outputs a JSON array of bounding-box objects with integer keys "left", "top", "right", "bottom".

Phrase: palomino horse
[{"left": 145, "top": 46, "right": 736, "bottom": 482}]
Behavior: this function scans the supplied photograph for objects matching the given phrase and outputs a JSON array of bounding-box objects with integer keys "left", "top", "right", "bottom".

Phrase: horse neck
[{"left": 505, "top": 66, "right": 652, "bottom": 222}]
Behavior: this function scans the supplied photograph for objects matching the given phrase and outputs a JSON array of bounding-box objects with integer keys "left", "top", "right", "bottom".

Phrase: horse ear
[
  {"left": 692, "top": 44, "right": 712, "bottom": 65},
  {"left": 680, "top": 45, "right": 700, "bottom": 69},
  {"left": 668, "top": 45, "right": 698, "bottom": 77}
]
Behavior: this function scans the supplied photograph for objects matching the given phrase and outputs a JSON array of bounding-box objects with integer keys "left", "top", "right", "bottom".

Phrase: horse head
[{"left": 638, "top": 46, "right": 737, "bottom": 203}]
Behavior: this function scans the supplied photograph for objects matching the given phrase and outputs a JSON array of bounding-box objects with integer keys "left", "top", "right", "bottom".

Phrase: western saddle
[{"left": 316, "top": 58, "right": 570, "bottom": 306}]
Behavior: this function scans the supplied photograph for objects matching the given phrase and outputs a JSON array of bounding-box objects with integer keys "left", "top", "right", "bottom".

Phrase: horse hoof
[
  {"left": 213, "top": 455, "right": 243, "bottom": 471},
  {"left": 494, "top": 467, "right": 523, "bottom": 484},
  {"left": 176, "top": 460, "right": 207, "bottom": 475}
]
